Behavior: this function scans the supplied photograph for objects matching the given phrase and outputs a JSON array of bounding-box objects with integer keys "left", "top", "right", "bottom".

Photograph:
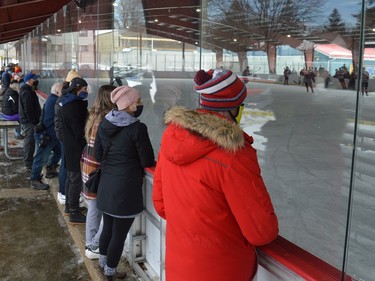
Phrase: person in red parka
[{"left": 153, "top": 68, "right": 279, "bottom": 281}]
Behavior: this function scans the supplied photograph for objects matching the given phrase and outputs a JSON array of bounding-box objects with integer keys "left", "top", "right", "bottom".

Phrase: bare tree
[
  {"left": 207, "top": 0, "right": 323, "bottom": 73},
  {"left": 114, "top": 0, "right": 145, "bottom": 30}
]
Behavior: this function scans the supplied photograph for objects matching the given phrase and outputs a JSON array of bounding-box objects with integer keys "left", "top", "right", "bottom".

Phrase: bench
[{"left": 0, "top": 120, "right": 23, "bottom": 160}]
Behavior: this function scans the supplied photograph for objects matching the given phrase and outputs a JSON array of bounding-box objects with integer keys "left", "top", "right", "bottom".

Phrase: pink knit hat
[
  {"left": 111, "top": 86, "right": 140, "bottom": 110},
  {"left": 194, "top": 69, "right": 247, "bottom": 111}
]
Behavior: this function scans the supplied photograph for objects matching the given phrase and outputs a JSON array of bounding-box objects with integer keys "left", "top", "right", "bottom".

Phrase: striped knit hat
[{"left": 194, "top": 69, "right": 247, "bottom": 111}]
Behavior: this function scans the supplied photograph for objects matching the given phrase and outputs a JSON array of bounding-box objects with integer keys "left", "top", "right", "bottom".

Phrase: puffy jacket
[
  {"left": 2, "top": 87, "right": 19, "bottom": 116},
  {"left": 54, "top": 95, "right": 64, "bottom": 141},
  {"left": 153, "top": 107, "right": 278, "bottom": 281},
  {"left": 94, "top": 110, "right": 154, "bottom": 216},
  {"left": 41, "top": 93, "right": 59, "bottom": 140},
  {"left": 18, "top": 84, "right": 41, "bottom": 125}
]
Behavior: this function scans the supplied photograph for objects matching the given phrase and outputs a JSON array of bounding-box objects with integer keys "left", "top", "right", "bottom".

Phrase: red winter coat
[{"left": 153, "top": 107, "right": 278, "bottom": 281}]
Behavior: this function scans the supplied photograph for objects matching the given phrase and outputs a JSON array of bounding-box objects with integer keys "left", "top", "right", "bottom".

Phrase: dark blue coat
[{"left": 42, "top": 93, "right": 59, "bottom": 140}]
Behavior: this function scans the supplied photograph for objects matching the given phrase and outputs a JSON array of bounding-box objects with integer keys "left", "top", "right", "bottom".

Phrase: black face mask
[
  {"left": 32, "top": 80, "right": 39, "bottom": 90},
  {"left": 133, "top": 105, "right": 143, "bottom": 118}
]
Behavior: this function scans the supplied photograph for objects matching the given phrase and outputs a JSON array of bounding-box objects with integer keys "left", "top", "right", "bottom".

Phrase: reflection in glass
[{"left": 1, "top": 0, "right": 375, "bottom": 279}]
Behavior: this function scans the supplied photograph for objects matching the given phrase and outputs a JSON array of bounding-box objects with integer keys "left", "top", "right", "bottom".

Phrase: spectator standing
[
  {"left": 1, "top": 63, "right": 14, "bottom": 96},
  {"left": 30, "top": 83, "right": 62, "bottom": 190},
  {"left": 1, "top": 80, "right": 23, "bottom": 139},
  {"left": 152, "top": 69, "right": 278, "bottom": 281},
  {"left": 334, "top": 68, "right": 347, "bottom": 89},
  {"left": 94, "top": 86, "right": 154, "bottom": 280},
  {"left": 60, "top": 77, "right": 89, "bottom": 224},
  {"left": 0, "top": 65, "right": 5, "bottom": 78},
  {"left": 283, "top": 66, "right": 291, "bottom": 85},
  {"left": 109, "top": 62, "right": 123, "bottom": 86},
  {"left": 81, "top": 85, "right": 116, "bottom": 260},
  {"left": 361, "top": 67, "right": 370, "bottom": 96},
  {"left": 302, "top": 69, "right": 315, "bottom": 93},
  {"left": 12, "top": 73, "right": 24, "bottom": 87},
  {"left": 55, "top": 69, "right": 82, "bottom": 205},
  {"left": 19, "top": 73, "right": 41, "bottom": 170},
  {"left": 242, "top": 66, "right": 251, "bottom": 76}
]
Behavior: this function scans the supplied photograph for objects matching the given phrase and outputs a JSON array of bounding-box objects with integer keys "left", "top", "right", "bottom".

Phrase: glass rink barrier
[
  {"left": 124, "top": 169, "right": 353, "bottom": 281},
  {"left": 2, "top": 0, "right": 375, "bottom": 279}
]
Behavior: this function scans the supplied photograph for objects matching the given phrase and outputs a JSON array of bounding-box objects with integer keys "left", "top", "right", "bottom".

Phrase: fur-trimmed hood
[{"left": 161, "top": 107, "right": 246, "bottom": 165}]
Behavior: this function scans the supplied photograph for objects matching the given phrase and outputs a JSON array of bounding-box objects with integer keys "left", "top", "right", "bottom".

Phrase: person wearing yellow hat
[
  {"left": 55, "top": 69, "right": 83, "bottom": 205},
  {"left": 60, "top": 77, "right": 89, "bottom": 224}
]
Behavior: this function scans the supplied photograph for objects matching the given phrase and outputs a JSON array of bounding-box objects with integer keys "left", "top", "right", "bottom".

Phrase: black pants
[
  {"left": 65, "top": 170, "right": 82, "bottom": 211},
  {"left": 100, "top": 213, "right": 135, "bottom": 268},
  {"left": 21, "top": 123, "right": 35, "bottom": 168}
]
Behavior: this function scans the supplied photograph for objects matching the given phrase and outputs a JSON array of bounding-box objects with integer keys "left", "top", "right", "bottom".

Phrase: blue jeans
[
  {"left": 86, "top": 199, "right": 103, "bottom": 247},
  {"left": 58, "top": 141, "right": 67, "bottom": 195},
  {"left": 31, "top": 133, "right": 61, "bottom": 181}
]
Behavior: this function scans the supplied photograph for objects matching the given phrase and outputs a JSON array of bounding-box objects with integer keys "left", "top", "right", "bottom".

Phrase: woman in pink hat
[{"left": 94, "top": 86, "right": 155, "bottom": 281}]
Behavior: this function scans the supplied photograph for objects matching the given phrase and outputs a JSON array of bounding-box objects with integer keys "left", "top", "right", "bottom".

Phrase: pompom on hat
[
  {"left": 194, "top": 69, "right": 247, "bottom": 111},
  {"left": 66, "top": 69, "right": 81, "bottom": 82},
  {"left": 111, "top": 86, "right": 140, "bottom": 110}
]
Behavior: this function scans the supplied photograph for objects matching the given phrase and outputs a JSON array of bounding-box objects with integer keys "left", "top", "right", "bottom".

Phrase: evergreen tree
[{"left": 326, "top": 8, "right": 346, "bottom": 33}]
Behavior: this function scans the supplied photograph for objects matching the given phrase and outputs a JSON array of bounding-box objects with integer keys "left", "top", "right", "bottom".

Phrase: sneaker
[
  {"left": 85, "top": 245, "right": 100, "bottom": 259},
  {"left": 69, "top": 211, "right": 86, "bottom": 224},
  {"left": 57, "top": 192, "right": 66, "bottom": 205},
  {"left": 31, "top": 179, "right": 50, "bottom": 190}
]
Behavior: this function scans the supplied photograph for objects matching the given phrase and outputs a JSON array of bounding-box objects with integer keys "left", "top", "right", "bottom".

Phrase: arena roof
[{"left": 0, "top": 0, "right": 72, "bottom": 44}]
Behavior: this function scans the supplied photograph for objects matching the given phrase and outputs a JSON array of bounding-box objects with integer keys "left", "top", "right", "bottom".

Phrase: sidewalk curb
[{"left": 46, "top": 177, "right": 136, "bottom": 281}]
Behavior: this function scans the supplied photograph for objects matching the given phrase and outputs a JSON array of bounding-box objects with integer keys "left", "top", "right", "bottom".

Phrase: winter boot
[
  {"left": 69, "top": 211, "right": 86, "bottom": 224},
  {"left": 65, "top": 205, "right": 87, "bottom": 216},
  {"left": 103, "top": 265, "right": 127, "bottom": 280},
  {"left": 45, "top": 165, "right": 58, "bottom": 178},
  {"left": 31, "top": 179, "right": 50, "bottom": 190}
]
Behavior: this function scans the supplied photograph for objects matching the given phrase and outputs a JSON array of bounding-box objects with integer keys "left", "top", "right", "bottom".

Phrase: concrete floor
[{"left": 0, "top": 133, "right": 138, "bottom": 281}]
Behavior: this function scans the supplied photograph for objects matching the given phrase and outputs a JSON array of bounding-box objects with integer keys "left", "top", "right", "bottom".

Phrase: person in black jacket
[
  {"left": 94, "top": 86, "right": 154, "bottom": 281},
  {"left": 1, "top": 80, "right": 23, "bottom": 139},
  {"left": 54, "top": 69, "right": 81, "bottom": 205},
  {"left": 0, "top": 63, "right": 14, "bottom": 96},
  {"left": 60, "top": 77, "right": 88, "bottom": 224},
  {"left": 18, "top": 73, "right": 41, "bottom": 170}
]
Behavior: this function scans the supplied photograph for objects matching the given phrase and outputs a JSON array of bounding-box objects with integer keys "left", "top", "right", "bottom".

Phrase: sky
[{"left": 323, "top": 0, "right": 363, "bottom": 25}]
